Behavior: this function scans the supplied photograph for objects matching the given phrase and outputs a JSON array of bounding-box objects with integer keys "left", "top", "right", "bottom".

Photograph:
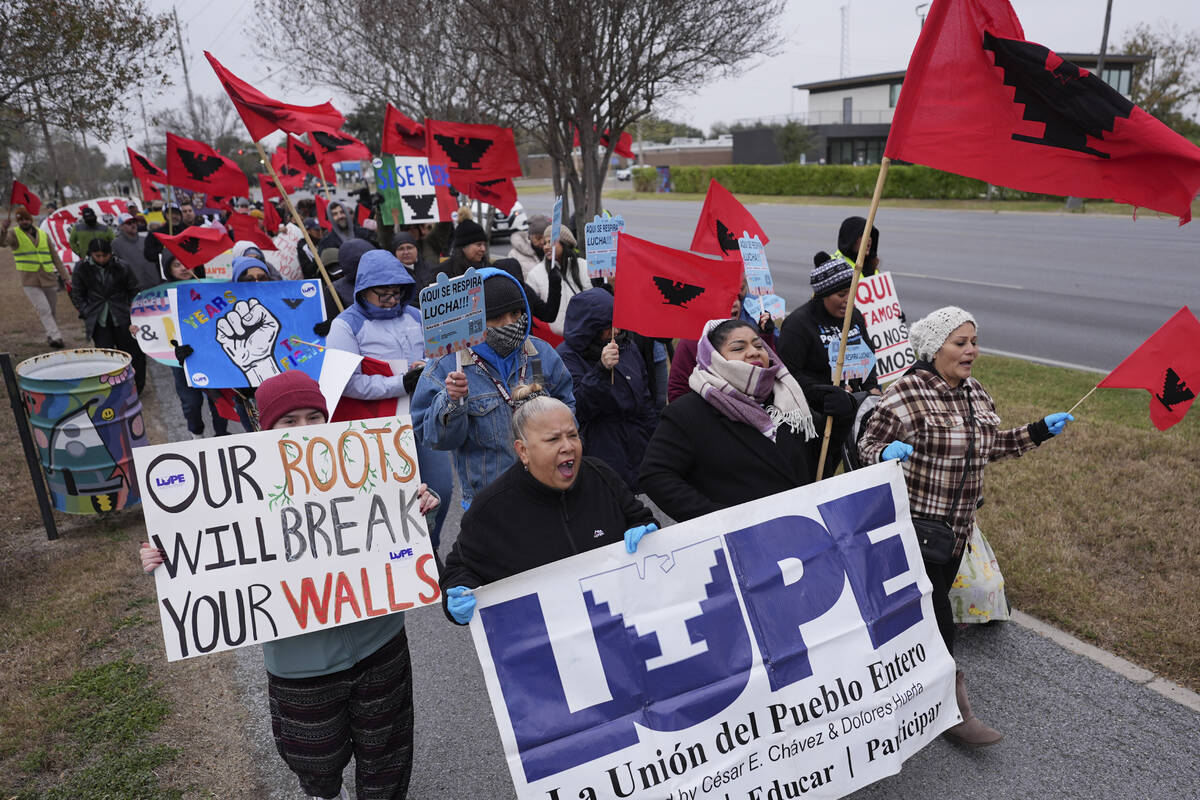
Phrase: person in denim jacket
[{"left": 410, "top": 268, "right": 576, "bottom": 507}]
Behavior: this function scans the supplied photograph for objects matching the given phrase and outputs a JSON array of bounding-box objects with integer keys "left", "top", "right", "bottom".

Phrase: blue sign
[
  {"left": 583, "top": 214, "right": 625, "bottom": 279},
  {"left": 743, "top": 293, "right": 786, "bottom": 321},
  {"left": 178, "top": 280, "right": 327, "bottom": 388},
  {"left": 738, "top": 233, "right": 774, "bottom": 296},
  {"left": 418, "top": 268, "right": 486, "bottom": 359},
  {"left": 549, "top": 195, "right": 563, "bottom": 265},
  {"left": 827, "top": 330, "right": 877, "bottom": 384}
]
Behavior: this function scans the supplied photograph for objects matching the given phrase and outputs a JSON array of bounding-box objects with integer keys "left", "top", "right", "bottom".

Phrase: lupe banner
[
  {"left": 469, "top": 461, "right": 957, "bottom": 800},
  {"left": 134, "top": 416, "right": 441, "bottom": 661}
]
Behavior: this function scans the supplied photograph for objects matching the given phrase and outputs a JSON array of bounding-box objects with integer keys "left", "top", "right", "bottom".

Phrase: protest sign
[
  {"left": 203, "top": 247, "right": 283, "bottom": 281},
  {"left": 738, "top": 233, "right": 773, "bottom": 297},
  {"left": 584, "top": 214, "right": 625, "bottom": 279},
  {"left": 743, "top": 293, "right": 786, "bottom": 323},
  {"left": 177, "top": 280, "right": 327, "bottom": 388},
  {"left": 550, "top": 195, "right": 564, "bottom": 266},
  {"left": 374, "top": 154, "right": 450, "bottom": 225},
  {"left": 134, "top": 416, "right": 441, "bottom": 661},
  {"left": 828, "top": 334, "right": 877, "bottom": 385},
  {"left": 131, "top": 284, "right": 184, "bottom": 365},
  {"left": 469, "top": 461, "right": 957, "bottom": 800},
  {"left": 855, "top": 272, "right": 915, "bottom": 384},
  {"left": 418, "top": 268, "right": 486, "bottom": 358}
]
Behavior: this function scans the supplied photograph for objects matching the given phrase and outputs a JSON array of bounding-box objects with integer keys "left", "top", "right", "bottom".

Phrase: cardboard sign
[
  {"left": 469, "top": 462, "right": 957, "bottom": 800},
  {"left": 374, "top": 154, "right": 449, "bottom": 225},
  {"left": 417, "top": 268, "right": 486, "bottom": 358},
  {"left": 584, "top": 214, "right": 625, "bottom": 279},
  {"left": 742, "top": 293, "right": 786, "bottom": 323},
  {"left": 134, "top": 417, "right": 441, "bottom": 661},
  {"left": 828, "top": 334, "right": 877, "bottom": 384},
  {"left": 177, "top": 280, "right": 327, "bottom": 388},
  {"left": 855, "top": 272, "right": 915, "bottom": 384},
  {"left": 738, "top": 233, "right": 773, "bottom": 296}
]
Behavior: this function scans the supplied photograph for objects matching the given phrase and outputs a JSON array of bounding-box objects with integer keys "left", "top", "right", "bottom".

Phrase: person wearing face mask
[
  {"left": 439, "top": 386, "right": 658, "bottom": 625},
  {"left": 410, "top": 270, "right": 576, "bottom": 509},
  {"left": 555, "top": 288, "right": 657, "bottom": 491},
  {"left": 640, "top": 318, "right": 855, "bottom": 522},
  {"left": 325, "top": 250, "right": 454, "bottom": 549},
  {"left": 1, "top": 204, "right": 71, "bottom": 348},
  {"left": 69, "top": 238, "right": 145, "bottom": 393},
  {"left": 857, "top": 306, "right": 1073, "bottom": 747},
  {"left": 68, "top": 205, "right": 114, "bottom": 258}
]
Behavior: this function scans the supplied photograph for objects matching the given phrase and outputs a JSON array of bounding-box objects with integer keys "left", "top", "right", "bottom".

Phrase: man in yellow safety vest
[{"left": 2, "top": 205, "right": 72, "bottom": 348}]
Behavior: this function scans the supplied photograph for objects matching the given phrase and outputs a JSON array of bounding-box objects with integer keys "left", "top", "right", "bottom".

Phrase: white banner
[
  {"left": 855, "top": 272, "right": 916, "bottom": 384},
  {"left": 134, "top": 416, "right": 441, "bottom": 661},
  {"left": 469, "top": 461, "right": 957, "bottom": 800}
]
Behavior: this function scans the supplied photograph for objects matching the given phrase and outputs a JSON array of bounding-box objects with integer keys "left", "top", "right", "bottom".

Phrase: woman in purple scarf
[{"left": 639, "top": 318, "right": 854, "bottom": 522}]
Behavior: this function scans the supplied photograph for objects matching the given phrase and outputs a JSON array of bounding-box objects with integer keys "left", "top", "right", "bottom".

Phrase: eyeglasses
[
  {"left": 371, "top": 286, "right": 405, "bottom": 300},
  {"left": 240, "top": 274, "right": 272, "bottom": 282}
]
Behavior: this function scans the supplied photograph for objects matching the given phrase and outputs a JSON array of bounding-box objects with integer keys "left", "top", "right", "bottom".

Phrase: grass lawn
[{"left": 969, "top": 353, "right": 1199, "bottom": 691}]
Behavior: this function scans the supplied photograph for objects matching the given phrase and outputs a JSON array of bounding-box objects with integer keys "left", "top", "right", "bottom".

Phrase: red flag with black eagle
[
  {"left": 425, "top": 118, "right": 522, "bottom": 181},
  {"left": 205, "top": 51, "right": 345, "bottom": 141},
  {"left": 885, "top": 0, "right": 1200, "bottom": 224},
  {"left": 166, "top": 132, "right": 249, "bottom": 198},
  {"left": 459, "top": 178, "right": 518, "bottom": 215},
  {"left": 573, "top": 127, "right": 637, "bottom": 160},
  {"left": 262, "top": 197, "right": 282, "bottom": 234},
  {"left": 612, "top": 234, "right": 743, "bottom": 339},
  {"left": 268, "top": 147, "right": 307, "bottom": 191},
  {"left": 315, "top": 194, "right": 330, "bottom": 227},
  {"left": 690, "top": 179, "right": 769, "bottom": 260},
  {"left": 9, "top": 180, "right": 41, "bottom": 214},
  {"left": 382, "top": 103, "right": 427, "bottom": 157},
  {"left": 1098, "top": 307, "right": 1200, "bottom": 430},
  {"left": 286, "top": 135, "right": 324, "bottom": 179},
  {"left": 127, "top": 147, "right": 166, "bottom": 201},
  {"left": 154, "top": 225, "right": 233, "bottom": 269},
  {"left": 309, "top": 129, "right": 372, "bottom": 165},
  {"left": 227, "top": 211, "right": 277, "bottom": 251}
]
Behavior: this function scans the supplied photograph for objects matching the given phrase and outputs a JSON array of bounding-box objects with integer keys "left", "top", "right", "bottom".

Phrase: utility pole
[
  {"left": 840, "top": 4, "right": 851, "bottom": 79},
  {"left": 173, "top": 7, "right": 201, "bottom": 135},
  {"left": 138, "top": 94, "right": 153, "bottom": 154},
  {"left": 1095, "top": 0, "right": 1114, "bottom": 78}
]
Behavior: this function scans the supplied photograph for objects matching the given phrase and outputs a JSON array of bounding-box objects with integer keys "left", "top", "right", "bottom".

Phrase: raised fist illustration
[{"left": 215, "top": 298, "right": 282, "bottom": 385}]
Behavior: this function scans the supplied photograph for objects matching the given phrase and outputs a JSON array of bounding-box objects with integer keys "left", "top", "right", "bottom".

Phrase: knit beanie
[
  {"left": 453, "top": 219, "right": 487, "bottom": 248},
  {"left": 255, "top": 371, "right": 327, "bottom": 431},
  {"left": 908, "top": 306, "right": 977, "bottom": 360},
  {"left": 837, "top": 216, "right": 879, "bottom": 260},
  {"left": 810, "top": 256, "right": 854, "bottom": 298},
  {"left": 527, "top": 214, "right": 551, "bottom": 237},
  {"left": 392, "top": 231, "right": 417, "bottom": 249},
  {"left": 555, "top": 225, "right": 576, "bottom": 249},
  {"left": 483, "top": 274, "right": 525, "bottom": 319},
  {"left": 319, "top": 247, "right": 341, "bottom": 269}
]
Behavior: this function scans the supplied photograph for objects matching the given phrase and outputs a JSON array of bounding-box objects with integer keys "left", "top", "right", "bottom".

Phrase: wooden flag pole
[
  {"left": 815, "top": 157, "right": 891, "bottom": 480},
  {"left": 1067, "top": 384, "right": 1099, "bottom": 416},
  {"left": 254, "top": 140, "right": 344, "bottom": 312}
]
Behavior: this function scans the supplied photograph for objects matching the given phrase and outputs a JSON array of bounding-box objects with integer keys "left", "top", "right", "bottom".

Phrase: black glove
[
  {"left": 402, "top": 363, "right": 425, "bottom": 396},
  {"left": 313, "top": 319, "right": 333, "bottom": 337},
  {"left": 811, "top": 384, "right": 855, "bottom": 419},
  {"left": 172, "top": 341, "right": 194, "bottom": 363},
  {"left": 760, "top": 316, "right": 775, "bottom": 335}
]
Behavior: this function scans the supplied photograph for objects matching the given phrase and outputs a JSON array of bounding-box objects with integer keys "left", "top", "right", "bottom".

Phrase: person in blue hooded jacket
[
  {"left": 325, "top": 250, "right": 455, "bottom": 548},
  {"left": 410, "top": 268, "right": 576, "bottom": 508},
  {"left": 555, "top": 288, "right": 657, "bottom": 491}
]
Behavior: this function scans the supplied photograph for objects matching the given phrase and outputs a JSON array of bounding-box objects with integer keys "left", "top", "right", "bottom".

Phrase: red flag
[
  {"left": 309, "top": 129, "right": 371, "bottom": 164},
  {"left": 9, "top": 180, "right": 41, "bottom": 214},
  {"left": 268, "top": 148, "right": 307, "bottom": 192},
  {"left": 613, "top": 234, "right": 743, "bottom": 339},
  {"left": 331, "top": 357, "right": 405, "bottom": 422},
  {"left": 262, "top": 198, "right": 282, "bottom": 234},
  {"left": 690, "top": 179, "right": 769, "bottom": 260},
  {"left": 286, "top": 135, "right": 324, "bottom": 179},
  {"left": 1097, "top": 307, "right": 1200, "bottom": 430},
  {"left": 257, "top": 173, "right": 281, "bottom": 201},
  {"left": 140, "top": 182, "right": 163, "bottom": 202},
  {"left": 356, "top": 203, "right": 371, "bottom": 226},
  {"left": 128, "top": 147, "right": 165, "bottom": 183},
  {"left": 166, "top": 132, "right": 249, "bottom": 197},
  {"left": 425, "top": 118, "right": 522, "bottom": 180},
  {"left": 886, "top": 0, "right": 1200, "bottom": 224},
  {"left": 603, "top": 129, "right": 637, "bottom": 160},
  {"left": 460, "top": 178, "right": 518, "bottom": 215},
  {"left": 227, "top": 211, "right": 278, "bottom": 251},
  {"left": 315, "top": 194, "right": 329, "bottom": 226},
  {"left": 154, "top": 225, "right": 233, "bottom": 269},
  {"left": 382, "top": 103, "right": 426, "bottom": 157},
  {"left": 204, "top": 51, "right": 344, "bottom": 141}
]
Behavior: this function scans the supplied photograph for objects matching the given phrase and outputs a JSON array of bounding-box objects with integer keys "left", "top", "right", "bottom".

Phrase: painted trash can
[{"left": 16, "top": 348, "right": 147, "bottom": 514}]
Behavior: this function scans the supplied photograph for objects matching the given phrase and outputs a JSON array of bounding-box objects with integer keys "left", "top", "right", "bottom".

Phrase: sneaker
[
  {"left": 48, "top": 338, "right": 64, "bottom": 349},
  {"left": 189, "top": 431, "right": 205, "bottom": 440}
]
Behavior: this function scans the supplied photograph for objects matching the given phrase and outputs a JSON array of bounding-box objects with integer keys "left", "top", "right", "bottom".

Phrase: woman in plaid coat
[{"left": 859, "top": 306, "right": 1073, "bottom": 748}]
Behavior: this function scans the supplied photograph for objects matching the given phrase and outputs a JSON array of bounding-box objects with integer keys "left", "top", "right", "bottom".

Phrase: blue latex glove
[
  {"left": 881, "top": 440, "right": 914, "bottom": 462},
  {"left": 624, "top": 522, "right": 659, "bottom": 553},
  {"left": 446, "top": 586, "right": 476, "bottom": 624},
  {"left": 1043, "top": 412, "right": 1074, "bottom": 435}
]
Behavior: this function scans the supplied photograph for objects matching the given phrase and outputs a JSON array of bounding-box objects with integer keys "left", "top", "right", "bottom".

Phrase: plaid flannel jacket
[{"left": 859, "top": 367, "right": 1038, "bottom": 558}]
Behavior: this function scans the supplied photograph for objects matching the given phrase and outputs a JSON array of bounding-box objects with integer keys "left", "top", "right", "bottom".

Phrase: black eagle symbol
[
  {"left": 293, "top": 145, "right": 317, "bottom": 167},
  {"left": 982, "top": 31, "right": 1134, "bottom": 159},
  {"left": 178, "top": 237, "right": 202, "bottom": 254},
  {"left": 715, "top": 220, "right": 740, "bottom": 254},
  {"left": 282, "top": 297, "right": 305, "bottom": 309},
  {"left": 1156, "top": 367, "right": 1195, "bottom": 410},
  {"left": 279, "top": 164, "right": 302, "bottom": 177},
  {"left": 176, "top": 148, "right": 226, "bottom": 181},
  {"left": 403, "top": 194, "right": 437, "bottom": 221},
  {"left": 133, "top": 153, "right": 162, "bottom": 176},
  {"left": 652, "top": 276, "right": 706, "bottom": 308},
  {"left": 394, "top": 122, "right": 424, "bottom": 151},
  {"left": 433, "top": 134, "right": 493, "bottom": 170},
  {"left": 311, "top": 130, "right": 355, "bottom": 150}
]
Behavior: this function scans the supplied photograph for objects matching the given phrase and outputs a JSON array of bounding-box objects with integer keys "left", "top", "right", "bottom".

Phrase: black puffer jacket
[
  {"left": 69, "top": 255, "right": 140, "bottom": 337},
  {"left": 439, "top": 457, "right": 655, "bottom": 622}
]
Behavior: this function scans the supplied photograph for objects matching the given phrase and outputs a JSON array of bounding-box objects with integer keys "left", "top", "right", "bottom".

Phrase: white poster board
[{"left": 855, "top": 272, "right": 916, "bottom": 384}]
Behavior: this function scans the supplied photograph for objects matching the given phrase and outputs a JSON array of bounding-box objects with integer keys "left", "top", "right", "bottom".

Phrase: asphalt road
[{"left": 592, "top": 198, "right": 1200, "bottom": 371}]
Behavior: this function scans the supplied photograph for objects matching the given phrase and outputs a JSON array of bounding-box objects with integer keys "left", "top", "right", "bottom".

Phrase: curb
[{"left": 1010, "top": 609, "right": 1200, "bottom": 714}]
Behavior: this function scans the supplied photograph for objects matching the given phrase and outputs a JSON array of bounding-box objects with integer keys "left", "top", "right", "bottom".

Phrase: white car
[{"left": 615, "top": 165, "right": 650, "bottom": 181}]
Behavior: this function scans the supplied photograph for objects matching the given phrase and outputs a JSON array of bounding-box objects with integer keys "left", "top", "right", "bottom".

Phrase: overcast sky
[{"left": 118, "top": 0, "right": 1197, "bottom": 159}]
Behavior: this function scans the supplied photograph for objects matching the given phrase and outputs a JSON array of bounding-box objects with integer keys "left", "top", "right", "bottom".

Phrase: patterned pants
[{"left": 268, "top": 629, "right": 414, "bottom": 800}]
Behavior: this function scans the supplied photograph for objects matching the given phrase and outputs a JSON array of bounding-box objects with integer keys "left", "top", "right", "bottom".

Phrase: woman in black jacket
[
  {"left": 639, "top": 318, "right": 852, "bottom": 523},
  {"left": 440, "top": 385, "right": 657, "bottom": 624}
]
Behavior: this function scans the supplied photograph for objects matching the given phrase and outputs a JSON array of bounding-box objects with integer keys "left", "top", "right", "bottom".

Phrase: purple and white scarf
[{"left": 688, "top": 319, "right": 816, "bottom": 441}]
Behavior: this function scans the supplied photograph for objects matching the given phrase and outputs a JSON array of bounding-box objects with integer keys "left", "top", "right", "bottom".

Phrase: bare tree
[
  {"left": 1121, "top": 22, "right": 1200, "bottom": 136},
  {"left": 453, "top": 0, "right": 785, "bottom": 230}
]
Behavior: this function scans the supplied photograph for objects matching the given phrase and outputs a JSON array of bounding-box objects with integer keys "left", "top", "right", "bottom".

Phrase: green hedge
[{"left": 632, "top": 164, "right": 1057, "bottom": 201}]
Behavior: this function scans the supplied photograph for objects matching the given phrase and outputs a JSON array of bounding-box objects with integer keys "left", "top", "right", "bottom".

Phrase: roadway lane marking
[
  {"left": 982, "top": 348, "right": 1107, "bottom": 374},
  {"left": 892, "top": 271, "right": 1024, "bottom": 291}
]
